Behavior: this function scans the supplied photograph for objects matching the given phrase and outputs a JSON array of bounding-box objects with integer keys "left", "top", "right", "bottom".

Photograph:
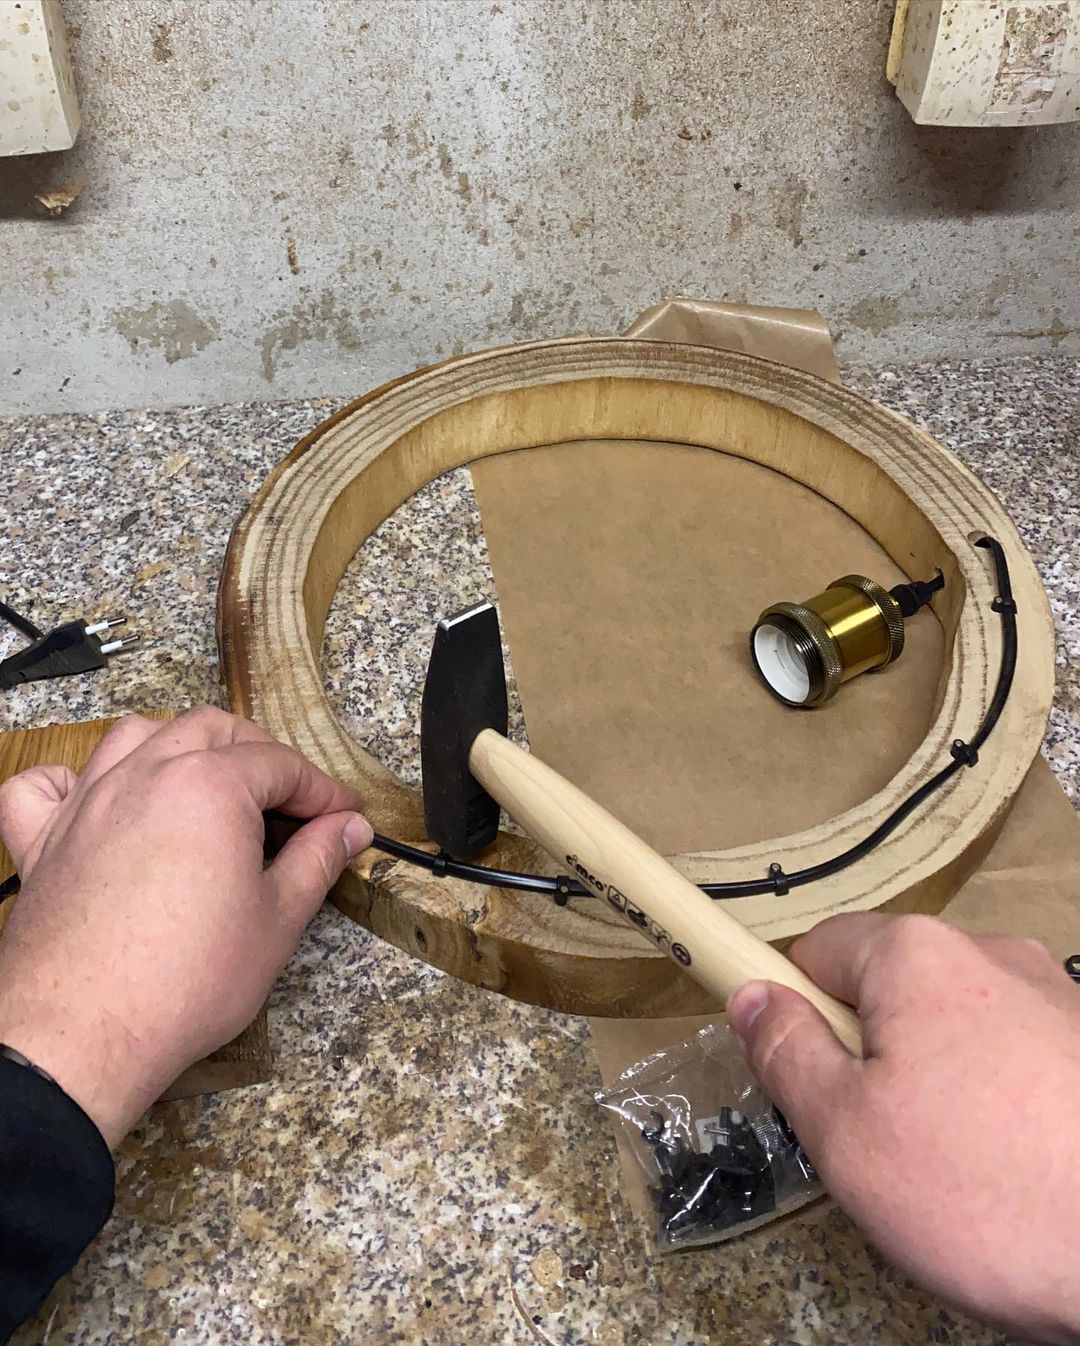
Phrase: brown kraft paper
[
  {"left": 625, "top": 298, "right": 842, "bottom": 385},
  {"left": 470, "top": 301, "right": 944, "bottom": 858}
]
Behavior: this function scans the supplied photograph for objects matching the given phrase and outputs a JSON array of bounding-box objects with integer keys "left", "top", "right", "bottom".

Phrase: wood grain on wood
[
  {"left": 0, "top": 716, "right": 270, "bottom": 1098},
  {"left": 218, "top": 337, "right": 1056, "bottom": 1017}
]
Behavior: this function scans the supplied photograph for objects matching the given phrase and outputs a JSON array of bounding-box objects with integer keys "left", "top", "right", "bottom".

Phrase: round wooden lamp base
[{"left": 219, "top": 339, "right": 1054, "bottom": 1017}]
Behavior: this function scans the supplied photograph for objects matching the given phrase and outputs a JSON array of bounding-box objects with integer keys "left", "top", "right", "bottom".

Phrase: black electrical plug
[{"left": 0, "top": 616, "right": 139, "bottom": 690}]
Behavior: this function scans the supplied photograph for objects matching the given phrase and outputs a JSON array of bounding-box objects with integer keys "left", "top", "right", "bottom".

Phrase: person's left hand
[{"left": 0, "top": 708, "right": 372, "bottom": 1145}]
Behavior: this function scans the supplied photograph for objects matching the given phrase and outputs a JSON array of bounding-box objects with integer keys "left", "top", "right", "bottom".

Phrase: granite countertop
[{"left": 0, "top": 353, "right": 1076, "bottom": 1346}]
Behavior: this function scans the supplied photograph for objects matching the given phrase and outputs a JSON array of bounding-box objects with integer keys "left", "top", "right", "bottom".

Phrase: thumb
[
  {"left": 727, "top": 980, "right": 858, "bottom": 1157},
  {"left": 0, "top": 764, "right": 78, "bottom": 875},
  {"left": 266, "top": 810, "right": 373, "bottom": 932}
]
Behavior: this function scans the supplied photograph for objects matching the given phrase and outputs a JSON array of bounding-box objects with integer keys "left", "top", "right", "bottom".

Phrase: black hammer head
[{"left": 421, "top": 601, "right": 509, "bottom": 859}]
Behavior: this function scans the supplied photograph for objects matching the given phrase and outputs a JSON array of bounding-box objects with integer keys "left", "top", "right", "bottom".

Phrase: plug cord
[{"left": 0, "top": 600, "right": 43, "bottom": 643}]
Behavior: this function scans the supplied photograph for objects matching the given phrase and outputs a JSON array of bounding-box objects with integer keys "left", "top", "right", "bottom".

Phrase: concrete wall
[{"left": 1, "top": 0, "right": 1076, "bottom": 415}]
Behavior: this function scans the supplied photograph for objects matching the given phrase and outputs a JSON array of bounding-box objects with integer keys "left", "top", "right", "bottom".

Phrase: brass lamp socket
[{"left": 751, "top": 575, "right": 906, "bottom": 708}]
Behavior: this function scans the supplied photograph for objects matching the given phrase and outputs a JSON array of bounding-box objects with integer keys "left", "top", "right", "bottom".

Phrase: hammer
[{"left": 420, "top": 602, "right": 863, "bottom": 1056}]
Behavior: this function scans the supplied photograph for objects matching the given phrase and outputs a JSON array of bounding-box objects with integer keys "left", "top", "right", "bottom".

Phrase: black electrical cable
[
  {"left": 371, "top": 833, "right": 566, "bottom": 894},
  {"left": 889, "top": 569, "right": 945, "bottom": 618},
  {"left": 0, "top": 600, "right": 43, "bottom": 643},
  {"left": 0, "top": 538, "right": 1018, "bottom": 911},
  {"left": 369, "top": 536, "right": 1018, "bottom": 905}
]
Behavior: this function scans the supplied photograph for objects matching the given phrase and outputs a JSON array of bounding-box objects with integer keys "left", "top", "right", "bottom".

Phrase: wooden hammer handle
[{"left": 469, "top": 728, "right": 863, "bottom": 1056}]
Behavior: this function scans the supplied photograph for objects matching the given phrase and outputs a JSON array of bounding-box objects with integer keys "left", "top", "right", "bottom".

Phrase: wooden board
[
  {"left": 217, "top": 337, "right": 1056, "bottom": 1017},
  {"left": 0, "top": 717, "right": 270, "bottom": 1100}
]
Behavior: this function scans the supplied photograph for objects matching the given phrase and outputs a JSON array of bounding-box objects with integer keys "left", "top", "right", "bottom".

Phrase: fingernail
[
  {"left": 342, "top": 815, "right": 374, "bottom": 859},
  {"left": 728, "top": 981, "right": 769, "bottom": 1039}
]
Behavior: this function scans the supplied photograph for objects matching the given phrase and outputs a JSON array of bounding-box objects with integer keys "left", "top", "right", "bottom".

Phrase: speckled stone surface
[{"left": 0, "top": 354, "right": 1076, "bottom": 1346}]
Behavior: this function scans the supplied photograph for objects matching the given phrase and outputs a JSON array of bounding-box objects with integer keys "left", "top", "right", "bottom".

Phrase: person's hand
[
  {"left": 0, "top": 708, "right": 372, "bottom": 1147},
  {"left": 728, "top": 913, "right": 1080, "bottom": 1346}
]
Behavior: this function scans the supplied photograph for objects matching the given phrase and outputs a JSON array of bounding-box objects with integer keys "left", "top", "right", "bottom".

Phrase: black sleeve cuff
[{"left": 0, "top": 1057, "right": 115, "bottom": 1342}]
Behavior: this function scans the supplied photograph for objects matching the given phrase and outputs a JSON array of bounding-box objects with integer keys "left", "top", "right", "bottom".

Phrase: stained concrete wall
[{"left": 1, "top": 0, "right": 1076, "bottom": 415}]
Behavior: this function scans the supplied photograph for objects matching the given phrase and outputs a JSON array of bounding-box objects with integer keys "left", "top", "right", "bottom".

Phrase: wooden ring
[{"left": 219, "top": 338, "right": 1054, "bottom": 1016}]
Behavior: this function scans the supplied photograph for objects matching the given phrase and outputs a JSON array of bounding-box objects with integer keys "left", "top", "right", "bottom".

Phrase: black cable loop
[
  {"left": 369, "top": 535, "right": 1019, "bottom": 904},
  {"left": 0, "top": 537, "right": 1019, "bottom": 910}
]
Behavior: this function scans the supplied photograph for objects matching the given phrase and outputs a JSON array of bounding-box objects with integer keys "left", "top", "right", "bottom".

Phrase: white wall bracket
[
  {"left": 889, "top": 0, "right": 1080, "bottom": 126},
  {"left": 0, "top": 0, "right": 80, "bottom": 156}
]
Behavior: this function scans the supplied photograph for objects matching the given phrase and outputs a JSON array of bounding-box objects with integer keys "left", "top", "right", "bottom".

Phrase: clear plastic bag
[{"left": 596, "top": 1020, "right": 821, "bottom": 1250}]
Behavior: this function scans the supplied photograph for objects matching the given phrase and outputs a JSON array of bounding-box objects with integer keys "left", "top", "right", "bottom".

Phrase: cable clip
[
  {"left": 950, "top": 739, "right": 979, "bottom": 767},
  {"left": 553, "top": 876, "right": 573, "bottom": 907},
  {"left": 431, "top": 852, "right": 451, "bottom": 877},
  {"left": 767, "top": 863, "right": 790, "bottom": 896},
  {"left": 991, "top": 595, "right": 1017, "bottom": 615}
]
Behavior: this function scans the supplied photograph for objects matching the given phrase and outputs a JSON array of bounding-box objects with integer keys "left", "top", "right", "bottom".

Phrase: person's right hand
[{"left": 728, "top": 913, "right": 1080, "bottom": 1346}]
